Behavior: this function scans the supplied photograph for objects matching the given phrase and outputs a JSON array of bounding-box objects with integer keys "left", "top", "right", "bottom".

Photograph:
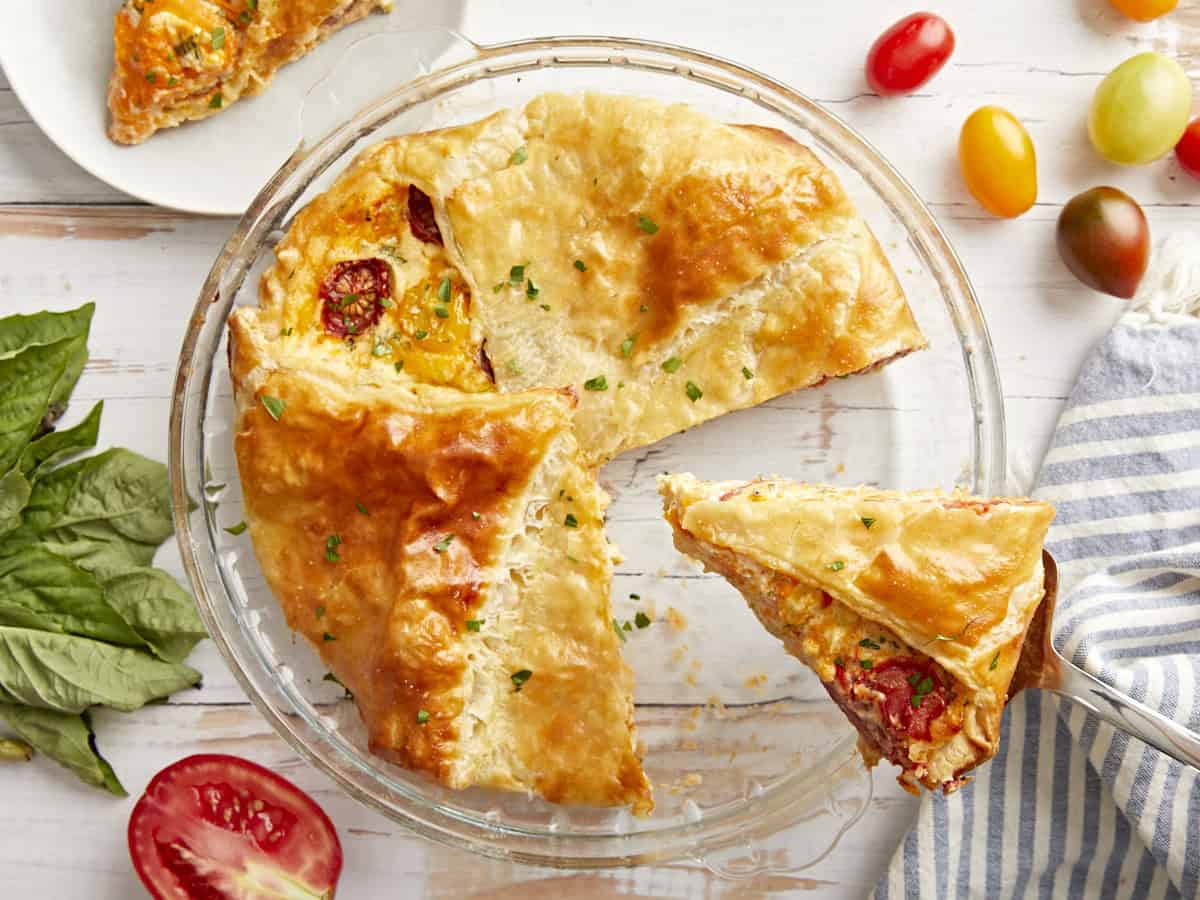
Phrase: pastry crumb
[
  {"left": 665, "top": 606, "right": 688, "bottom": 632},
  {"left": 690, "top": 659, "right": 702, "bottom": 671},
  {"left": 743, "top": 673, "right": 768, "bottom": 689},
  {"left": 835, "top": 462, "right": 845, "bottom": 474},
  {"left": 684, "top": 671, "right": 699, "bottom": 686},
  {"left": 671, "top": 643, "right": 688, "bottom": 664},
  {"left": 706, "top": 695, "right": 728, "bottom": 719},
  {"left": 682, "top": 773, "right": 702, "bottom": 787},
  {"left": 681, "top": 740, "right": 698, "bottom": 751}
]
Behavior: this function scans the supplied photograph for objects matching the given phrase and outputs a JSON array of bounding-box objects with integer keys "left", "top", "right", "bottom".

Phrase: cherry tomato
[
  {"left": 407, "top": 185, "right": 442, "bottom": 245},
  {"left": 129, "top": 754, "right": 343, "bottom": 900},
  {"left": 1089, "top": 52, "right": 1192, "bottom": 165},
  {"left": 1108, "top": 0, "right": 1177, "bottom": 21},
  {"left": 1175, "top": 118, "right": 1200, "bottom": 179},
  {"left": 1056, "top": 187, "right": 1149, "bottom": 299},
  {"left": 958, "top": 106, "right": 1037, "bottom": 218},
  {"left": 865, "top": 12, "right": 955, "bottom": 95},
  {"left": 319, "top": 258, "right": 391, "bottom": 337}
]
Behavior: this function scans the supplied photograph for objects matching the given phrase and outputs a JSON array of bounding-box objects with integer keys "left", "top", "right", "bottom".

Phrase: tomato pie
[
  {"left": 108, "top": 0, "right": 392, "bottom": 144},
  {"left": 658, "top": 474, "right": 1055, "bottom": 793},
  {"left": 228, "top": 315, "right": 652, "bottom": 812}
]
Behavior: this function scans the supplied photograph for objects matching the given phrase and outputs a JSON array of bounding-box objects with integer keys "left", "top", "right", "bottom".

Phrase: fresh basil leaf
[
  {"left": 0, "top": 546, "right": 145, "bottom": 648},
  {"left": 0, "top": 338, "right": 78, "bottom": 474},
  {"left": 18, "top": 401, "right": 102, "bottom": 479},
  {"left": 0, "top": 304, "right": 93, "bottom": 361},
  {"left": 22, "top": 448, "right": 173, "bottom": 551},
  {"left": 101, "top": 568, "right": 206, "bottom": 664},
  {"left": 0, "top": 469, "right": 31, "bottom": 539},
  {"left": 0, "top": 626, "right": 199, "bottom": 713},
  {"left": 0, "top": 705, "right": 125, "bottom": 795}
]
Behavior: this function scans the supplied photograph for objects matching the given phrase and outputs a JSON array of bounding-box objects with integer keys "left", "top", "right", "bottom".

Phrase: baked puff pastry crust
[
  {"left": 658, "top": 474, "right": 1055, "bottom": 793},
  {"left": 256, "top": 92, "right": 926, "bottom": 464},
  {"left": 228, "top": 313, "right": 651, "bottom": 812},
  {"left": 108, "top": 0, "right": 392, "bottom": 144}
]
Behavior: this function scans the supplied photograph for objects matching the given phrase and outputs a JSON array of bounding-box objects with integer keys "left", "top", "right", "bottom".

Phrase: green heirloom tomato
[{"left": 1089, "top": 52, "right": 1192, "bottom": 165}]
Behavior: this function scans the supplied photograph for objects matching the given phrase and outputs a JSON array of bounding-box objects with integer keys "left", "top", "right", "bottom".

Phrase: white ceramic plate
[{"left": 0, "top": 2, "right": 466, "bottom": 215}]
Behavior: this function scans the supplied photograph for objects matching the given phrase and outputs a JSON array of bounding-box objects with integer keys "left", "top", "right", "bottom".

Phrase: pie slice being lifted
[
  {"left": 228, "top": 314, "right": 651, "bottom": 812},
  {"left": 108, "top": 0, "right": 392, "bottom": 144},
  {"left": 658, "top": 474, "right": 1055, "bottom": 794},
  {"left": 255, "top": 92, "right": 927, "bottom": 464}
]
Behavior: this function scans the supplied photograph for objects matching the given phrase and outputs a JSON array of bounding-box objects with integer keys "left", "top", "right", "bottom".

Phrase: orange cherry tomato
[
  {"left": 1108, "top": 0, "right": 1177, "bottom": 21},
  {"left": 958, "top": 106, "right": 1038, "bottom": 218}
]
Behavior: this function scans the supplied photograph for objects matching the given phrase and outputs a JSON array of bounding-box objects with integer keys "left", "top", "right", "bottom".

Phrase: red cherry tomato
[
  {"left": 866, "top": 12, "right": 955, "bottom": 95},
  {"left": 129, "top": 754, "right": 343, "bottom": 900},
  {"left": 1176, "top": 118, "right": 1200, "bottom": 179},
  {"left": 319, "top": 258, "right": 391, "bottom": 337},
  {"left": 407, "top": 185, "right": 442, "bottom": 245},
  {"left": 1056, "top": 187, "right": 1150, "bottom": 300}
]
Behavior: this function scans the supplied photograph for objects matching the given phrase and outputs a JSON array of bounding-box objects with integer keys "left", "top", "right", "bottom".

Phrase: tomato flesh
[
  {"left": 1176, "top": 118, "right": 1200, "bottom": 179},
  {"left": 958, "top": 106, "right": 1038, "bottom": 218},
  {"left": 129, "top": 754, "right": 343, "bottom": 900},
  {"left": 407, "top": 185, "right": 443, "bottom": 245},
  {"left": 319, "top": 259, "right": 391, "bottom": 337},
  {"left": 861, "top": 658, "right": 947, "bottom": 742},
  {"left": 865, "top": 12, "right": 955, "bottom": 95}
]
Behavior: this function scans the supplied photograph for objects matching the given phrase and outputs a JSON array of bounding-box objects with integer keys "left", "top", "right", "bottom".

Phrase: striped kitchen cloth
[{"left": 875, "top": 233, "right": 1200, "bottom": 899}]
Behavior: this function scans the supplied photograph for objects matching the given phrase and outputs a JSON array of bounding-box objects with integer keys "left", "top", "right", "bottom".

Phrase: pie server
[{"left": 1009, "top": 551, "right": 1200, "bottom": 771}]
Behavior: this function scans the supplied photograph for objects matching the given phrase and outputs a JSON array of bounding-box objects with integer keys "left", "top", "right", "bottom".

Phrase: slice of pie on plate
[
  {"left": 227, "top": 314, "right": 652, "bottom": 812},
  {"left": 658, "top": 474, "right": 1055, "bottom": 794},
  {"left": 255, "top": 92, "right": 927, "bottom": 464},
  {"left": 108, "top": 0, "right": 392, "bottom": 144}
]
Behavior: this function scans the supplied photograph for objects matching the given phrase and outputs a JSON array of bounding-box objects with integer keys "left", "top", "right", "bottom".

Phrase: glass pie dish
[{"left": 170, "top": 31, "right": 1005, "bottom": 871}]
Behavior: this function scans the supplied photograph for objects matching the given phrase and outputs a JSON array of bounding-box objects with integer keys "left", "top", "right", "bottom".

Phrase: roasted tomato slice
[
  {"left": 859, "top": 657, "right": 947, "bottom": 742},
  {"left": 319, "top": 258, "right": 391, "bottom": 337},
  {"left": 407, "top": 185, "right": 442, "bottom": 245},
  {"left": 128, "top": 754, "right": 343, "bottom": 900}
]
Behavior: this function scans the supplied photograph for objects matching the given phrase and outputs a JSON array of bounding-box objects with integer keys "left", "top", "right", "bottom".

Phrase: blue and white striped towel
[{"left": 875, "top": 234, "right": 1200, "bottom": 899}]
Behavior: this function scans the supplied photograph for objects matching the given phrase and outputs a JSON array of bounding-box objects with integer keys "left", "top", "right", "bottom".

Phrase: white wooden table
[{"left": 2, "top": 1, "right": 1196, "bottom": 896}]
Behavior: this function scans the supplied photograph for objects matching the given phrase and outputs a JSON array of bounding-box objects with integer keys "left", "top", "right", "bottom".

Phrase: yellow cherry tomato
[
  {"left": 1108, "top": 0, "right": 1177, "bottom": 21},
  {"left": 1089, "top": 52, "right": 1192, "bottom": 165},
  {"left": 958, "top": 106, "right": 1037, "bottom": 218}
]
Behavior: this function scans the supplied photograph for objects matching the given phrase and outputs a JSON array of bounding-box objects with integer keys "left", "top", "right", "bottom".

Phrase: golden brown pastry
[
  {"left": 658, "top": 474, "right": 1055, "bottom": 794},
  {"left": 257, "top": 92, "right": 926, "bottom": 464},
  {"left": 228, "top": 313, "right": 651, "bottom": 812},
  {"left": 108, "top": 0, "right": 392, "bottom": 144}
]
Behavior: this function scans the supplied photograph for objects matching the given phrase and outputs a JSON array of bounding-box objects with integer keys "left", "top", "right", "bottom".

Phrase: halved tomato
[{"left": 128, "top": 754, "right": 343, "bottom": 900}]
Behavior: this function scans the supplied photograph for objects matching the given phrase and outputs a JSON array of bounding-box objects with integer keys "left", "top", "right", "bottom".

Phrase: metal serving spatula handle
[
  {"left": 1046, "top": 661, "right": 1200, "bottom": 771},
  {"left": 1014, "top": 552, "right": 1200, "bottom": 772}
]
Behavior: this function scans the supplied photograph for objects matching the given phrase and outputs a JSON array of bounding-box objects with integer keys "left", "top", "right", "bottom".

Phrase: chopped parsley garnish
[
  {"left": 828, "top": 560, "right": 846, "bottom": 572},
  {"left": 315, "top": 605, "right": 325, "bottom": 619},
  {"left": 509, "top": 264, "right": 526, "bottom": 284},
  {"left": 260, "top": 395, "right": 286, "bottom": 420},
  {"left": 434, "top": 305, "right": 450, "bottom": 318},
  {"left": 416, "top": 709, "right": 430, "bottom": 723},
  {"left": 471, "top": 511, "right": 481, "bottom": 520},
  {"left": 612, "top": 619, "right": 627, "bottom": 642},
  {"left": 623, "top": 621, "right": 633, "bottom": 631},
  {"left": 372, "top": 339, "right": 389, "bottom": 357},
  {"left": 212, "top": 27, "right": 225, "bottom": 49},
  {"left": 637, "top": 215, "right": 660, "bottom": 235},
  {"left": 635, "top": 611, "right": 652, "bottom": 629},
  {"left": 325, "top": 534, "right": 342, "bottom": 562},
  {"left": 511, "top": 669, "right": 533, "bottom": 691},
  {"left": 224, "top": 520, "right": 248, "bottom": 535},
  {"left": 394, "top": 360, "right": 405, "bottom": 373},
  {"left": 380, "top": 297, "right": 395, "bottom": 308},
  {"left": 834, "top": 657, "right": 844, "bottom": 669},
  {"left": 661, "top": 356, "right": 682, "bottom": 373},
  {"left": 240, "top": 10, "right": 251, "bottom": 24},
  {"left": 539, "top": 303, "right": 550, "bottom": 311},
  {"left": 466, "top": 619, "right": 483, "bottom": 632},
  {"left": 564, "top": 513, "right": 579, "bottom": 528},
  {"left": 322, "top": 632, "right": 336, "bottom": 642},
  {"left": 620, "top": 334, "right": 637, "bottom": 357},
  {"left": 356, "top": 501, "right": 369, "bottom": 516},
  {"left": 860, "top": 659, "right": 874, "bottom": 669},
  {"left": 907, "top": 672, "right": 921, "bottom": 687},
  {"left": 413, "top": 329, "right": 429, "bottom": 340},
  {"left": 742, "top": 366, "right": 754, "bottom": 380},
  {"left": 574, "top": 259, "right": 587, "bottom": 272},
  {"left": 281, "top": 327, "right": 294, "bottom": 336},
  {"left": 990, "top": 651, "right": 1000, "bottom": 671},
  {"left": 861, "top": 516, "right": 876, "bottom": 529},
  {"left": 685, "top": 381, "right": 702, "bottom": 402},
  {"left": 911, "top": 676, "right": 934, "bottom": 708},
  {"left": 209, "top": 92, "right": 223, "bottom": 109},
  {"left": 506, "top": 359, "right": 523, "bottom": 375},
  {"left": 858, "top": 638, "right": 881, "bottom": 650},
  {"left": 433, "top": 535, "right": 454, "bottom": 553},
  {"left": 525, "top": 279, "right": 539, "bottom": 299},
  {"left": 437, "top": 276, "right": 452, "bottom": 303},
  {"left": 145, "top": 72, "right": 157, "bottom": 84},
  {"left": 584, "top": 375, "right": 608, "bottom": 391},
  {"left": 629, "top": 593, "right": 640, "bottom": 600},
  {"left": 639, "top": 304, "right": 649, "bottom": 313},
  {"left": 167, "top": 76, "right": 178, "bottom": 87},
  {"left": 509, "top": 145, "right": 529, "bottom": 165}
]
